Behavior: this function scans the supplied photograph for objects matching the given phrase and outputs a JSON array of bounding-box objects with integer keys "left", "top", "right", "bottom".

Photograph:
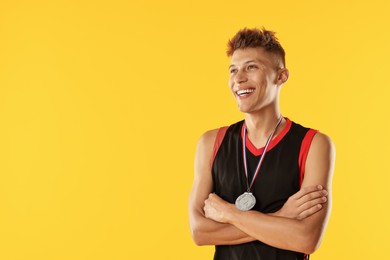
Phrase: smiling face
[{"left": 228, "top": 47, "right": 288, "bottom": 114}]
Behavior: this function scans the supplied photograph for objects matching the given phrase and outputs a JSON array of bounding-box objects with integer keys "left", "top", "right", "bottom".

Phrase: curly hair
[{"left": 227, "top": 27, "right": 286, "bottom": 68}]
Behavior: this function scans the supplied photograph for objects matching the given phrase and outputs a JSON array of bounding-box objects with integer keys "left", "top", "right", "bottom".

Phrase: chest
[{"left": 212, "top": 125, "right": 305, "bottom": 213}]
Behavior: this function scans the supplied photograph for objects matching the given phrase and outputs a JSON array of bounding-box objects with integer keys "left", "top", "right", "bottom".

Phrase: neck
[{"left": 244, "top": 106, "right": 284, "bottom": 146}]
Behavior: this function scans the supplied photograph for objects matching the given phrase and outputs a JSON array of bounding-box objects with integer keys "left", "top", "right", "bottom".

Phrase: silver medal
[{"left": 235, "top": 192, "right": 256, "bottom": 211}]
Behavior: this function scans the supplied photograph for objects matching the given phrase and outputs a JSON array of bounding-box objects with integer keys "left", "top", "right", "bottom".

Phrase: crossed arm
[{"left": 188, "top": 128, "right": 335, "bottom": 254}]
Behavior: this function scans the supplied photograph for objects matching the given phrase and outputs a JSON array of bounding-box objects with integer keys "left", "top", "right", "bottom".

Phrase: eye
[
  {"left": 247, "top": 64, "right": 258, "bottom": 70},
  {"left": 229, "top": 68, "right": 238, "bottom": 74}
]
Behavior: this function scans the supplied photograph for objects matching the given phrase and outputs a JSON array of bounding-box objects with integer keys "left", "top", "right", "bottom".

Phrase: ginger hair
[{"left": 227, "top": 27, "right": 286, "bottom": 68}]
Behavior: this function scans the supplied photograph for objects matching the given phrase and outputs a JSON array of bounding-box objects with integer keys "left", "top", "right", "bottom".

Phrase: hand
[
  {"left": 203, "top": 193, "right": 235, "bottom": 224},
  {"left": 271, "top": 185, "right": 328, "bottom": 220}
]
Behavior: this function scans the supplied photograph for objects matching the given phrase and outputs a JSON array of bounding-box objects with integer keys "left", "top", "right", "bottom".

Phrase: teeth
[{"left": 237, "top": 89, "right": 254, "bottom": 96}]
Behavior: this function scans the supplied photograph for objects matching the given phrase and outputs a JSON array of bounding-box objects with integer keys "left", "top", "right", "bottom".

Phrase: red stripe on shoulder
[
  {"left": 211, "top": 126, "right": 228, "bottom": 169},
  {"left": 298, "top": 129, "right": 318, "bottom": 186}
]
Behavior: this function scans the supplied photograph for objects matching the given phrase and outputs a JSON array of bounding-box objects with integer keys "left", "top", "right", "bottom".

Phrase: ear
[{"left": 276, "top": 68, "right": 289, "bottom": 85}]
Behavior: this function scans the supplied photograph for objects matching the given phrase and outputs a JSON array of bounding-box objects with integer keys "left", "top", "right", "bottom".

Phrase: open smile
[{"left": 236, "top": 88, "right": 255, "bottom": 97}]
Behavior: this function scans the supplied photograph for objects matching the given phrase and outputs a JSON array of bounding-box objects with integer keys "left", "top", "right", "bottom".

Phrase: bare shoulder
[
  {"left": 311, "top": 132, "right": 336, "bottom": 156},
  {"left": 194, "top": 128, "right": 225, "bottom": 179},
  {"left": 196, "top": 128, "right": 220, "bottom": 152},
  {"left": 199, "top": 129, "right": 220, "bottom": 143}
]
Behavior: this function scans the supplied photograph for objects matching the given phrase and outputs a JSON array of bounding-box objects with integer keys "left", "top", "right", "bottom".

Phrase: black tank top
[{"left": 212, "top": 118, "right": 315, "bottom": 260}]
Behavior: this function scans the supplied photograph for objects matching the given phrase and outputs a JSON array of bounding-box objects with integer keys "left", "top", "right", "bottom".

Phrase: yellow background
[{"left": 0, "top": 0, "right": 389, "bottom": 259}]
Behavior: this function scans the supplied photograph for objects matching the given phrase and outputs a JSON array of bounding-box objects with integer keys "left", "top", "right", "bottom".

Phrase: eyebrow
[{"left": 228, "top": 59, "right": 259, "bottom": 69}]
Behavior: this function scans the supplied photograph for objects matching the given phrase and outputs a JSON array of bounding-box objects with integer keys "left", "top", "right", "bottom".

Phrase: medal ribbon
[{"left": 242, "top": 116, "right": 283, "bottom": 191}]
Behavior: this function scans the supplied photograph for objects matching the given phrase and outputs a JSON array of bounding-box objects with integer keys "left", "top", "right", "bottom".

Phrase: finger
[
  {"left": 203, "top": 203, "right": 213, "bottom": 216},
  {"left": 291, "top": 185, "right": 324, "bottom": 200},
  {"left": 297, "top": 189, "right": 328, "bottom": 205},
  {"left": 208, "top": 193, "right": 219, "bottom": 201},
  {"left": 204, "top": 199, "right": 209, "bottom": 207},
  {"left": 298, "top": 196, "right": 327, "bottom": 212},
  {"left": 297, "top": 204, "right": 324, "bottom": 220}
]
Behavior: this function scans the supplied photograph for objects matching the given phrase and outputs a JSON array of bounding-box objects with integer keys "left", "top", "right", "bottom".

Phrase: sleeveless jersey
[{"left": 211, "top": 117, "right": 317, "bottom": 260}]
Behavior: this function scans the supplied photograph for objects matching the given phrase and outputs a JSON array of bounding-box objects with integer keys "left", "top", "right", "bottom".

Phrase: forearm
[
  {"left": 191, "top": 212, "right": 255, "bottom": 246},
  {"left": 192, "top": 210, "right": 305, "bottom": 246},
  {"left": 228, "top": 208, "right": 325, "bottom": 254}
]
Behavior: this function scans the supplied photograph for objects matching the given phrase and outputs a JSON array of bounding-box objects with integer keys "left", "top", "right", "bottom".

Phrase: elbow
[
  {"left": 300, "top": 241, "right": 321, "bottom": 255},
  {"left": 189, "top": 210, "right": 212, "bottom": 246},
  {"left": 293, "top": 223, "right": 324, "bottom": 254},
  {"left": 190, "top": 226, "right": 208, "bottom": 246},
  {"left": 299, "top": 229, "right": 323, "bottom": 254},
  {"left": 190, "top": 218, "right": 211, "bottom": 246},
  {"left": 191, "top": 230, "right": 205, "bottom": 246}
]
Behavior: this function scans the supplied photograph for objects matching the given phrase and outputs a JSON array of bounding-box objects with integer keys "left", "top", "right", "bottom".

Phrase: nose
[{"left": 234, "top": 69, "right": 248, "bottom": 84}]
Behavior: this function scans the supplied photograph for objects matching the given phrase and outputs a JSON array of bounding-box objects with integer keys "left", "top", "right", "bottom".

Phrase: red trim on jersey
[
  {"left": 298, "top": 129, "right": 318, "bottom": 186},
  {"left": 211, "top": 126, "right": 228, "bottom": 168},
  {"left": 241, "top": 117, "right": 292, "bottom": 156}
]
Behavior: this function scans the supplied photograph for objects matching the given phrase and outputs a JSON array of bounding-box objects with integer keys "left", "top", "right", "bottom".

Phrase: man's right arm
[{"left": 188, "top": 129, "right": 255, "bottom": 245}]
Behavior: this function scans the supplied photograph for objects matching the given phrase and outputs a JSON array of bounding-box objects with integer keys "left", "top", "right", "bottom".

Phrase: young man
[{"left": 188, "top": 28, "right": 335, "bottom": 260}]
